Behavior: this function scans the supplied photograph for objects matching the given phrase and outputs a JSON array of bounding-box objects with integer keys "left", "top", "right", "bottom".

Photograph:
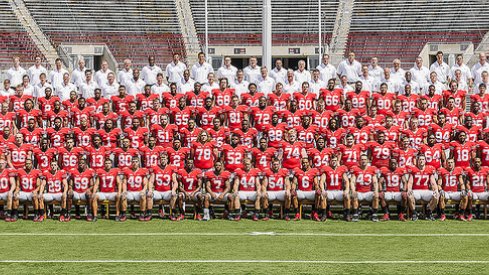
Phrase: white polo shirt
[
  {"left": 217, "top": 65, "right": 238, "bottom": 83},
  {"left": 34, "top": 82, "right": 54, "bottom": 98},
  {"left": 398, "top": 80, "right": 420, "bottom": 95},
  {"left": 337, "top": 59, "right": 361, "bottom": 82},
  {"left": 80, "top": 80, "right": 99, "bottom": 98},
  {"left": 471, "top": 61, "right": 489, "bottom": 85},
  {"left": 57, "top": 82, "right": 78, "bottom": 101},
  {"left": 359, "top": 76, "right": 376, "bottom": 93},
  {"left": 423, "top": 81, "right": 446, "bottom": 95},
  {"left": 22, "top": 84, "right": 35, "bottom": 96},
  {"left": 142, "top": 65, "right": 163, "bottom": 86},
  {"left": 450, "top": 63, "right": 472, "bottom": 83},
  {"left": 28, "top": 65, "right": 47, "bottom": 86},
  {"left": 284, "top": 81, "right": 301, "bottom": 94},
  {"left": 309, "top": 79, "right": 326, "bottom": 94},
  {"left": 390, "top": 67, "right": 406, "bottom": 83},
  {"left": 409, "top": 65, "right": 430, "bottom": 89},
  {"left": 294, "top": 69, "right": 312, "bottom": 84},
  {"left": 377, "top": 78, "right": 400, "bottom": 94},
  {"left": 202, "top": 82, "right": 219, "bottom": 93},
  {"left": 117, "top": 68, "right": 133, "bottom": 87},
  {"left": 0, "top": 88, "right": 14, "bottom": 97},
  {"left": 127, "top": 78, "right": 146, "bottom": 96},
  {"left": 71, "top": 67, "right": 86, "bottom": 88},
  {"left": 151, "top": 82, "right": 170, "bottom": 96},
  {"left": 165, "top": 61, "right": 186, "bottom": 84},
  {"left": 257, "top": 76, "right": 276, "bottom": 95},
  {"left": 6, "top": 66, "right": 27, "bottom": 87},
  {"left": 368, "top": 65, "right": 384, "bottom": 84},
  {"left": 270, "top": 67, "right": 288, "bottom": 85},
  {"left": 231, "top": 80, "right": 250, "bottom": 98},
  {"left": 316, "top": 63, "right": 337, "bottom": 83},
  {"left": 95, "top": 69, "right": 113, "bottom": 87},
  {"left": 243, "top": 65, "right": 261, "bottom": 85},
  {"left": 430, "top": 61, "right": 450, "bottom": 83},
  {"left": 178, "top": 78, "right": 195, "bottom": 94},
  {"left": 102, "top": 82, "right": 120, "bottom": 99},
  {"left": 191, "top": 62, "right": 214, "bottom": 84}
]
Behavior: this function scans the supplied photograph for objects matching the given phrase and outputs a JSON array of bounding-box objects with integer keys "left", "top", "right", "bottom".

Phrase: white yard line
[{"left": 0, "top": 260, "right": 488, "bottom": 264}]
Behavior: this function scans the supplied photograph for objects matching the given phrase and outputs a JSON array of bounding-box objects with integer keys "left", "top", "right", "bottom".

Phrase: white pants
[
  {"left": 442, "top": 191, "right": 462, "bottom": 201},
  {"left": 326, "top": 190, "right": 343, "bottom": 202},
  {"left": 18, "top": 191, "right": 34, "bottom": 202},
  {"left": 0, "top": 192, "right": 10, "bottom": 201},
  {"left": 267, "top": 191, "right": 286, "bottom": 201},
  {"left": 44, "top": 193, "right": 63, "bottom": 202},
  {"left": 126, "top": 191, "right": 144, "bottom": 202},
  {"left": 413, "top": 190, "right": 435, "bottom": 202},
  {"left": 73, "top": 191, "right": 87, "bottom": 201},
  {"left": 296, "top": 190, "right": 315, "bottom": 201},
  {"left": 97, "top": 192, "right": 118, "bottom": 201},
  {"left": 384, "top": 192, "right": 402, "bottom": 202},
  {"left": 210, "top": 192, "right": 230, "bottom": 202},
  {"left": 472, "top": 192, "right": 489, "bottom": 201},
  {"left": 152, "top": 191, "right": 173, "bottom": 201},
  {"left": 357, "top": 191, "right": 374, "bottom": 202},
  {"left": 239, "top": 191, "right": 257, "bottom": 201}
]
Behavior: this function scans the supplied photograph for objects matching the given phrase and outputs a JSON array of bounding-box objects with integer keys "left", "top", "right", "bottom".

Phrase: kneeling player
[
  {"left": 93, "top": 159, "right": 122, "bottom": 220},
  {"left": 350, "top": 155, "right": 379, "bottom": 222},
  {"left": 234, "top": 158, "right": 262, "bottom": 221},
  {"left": 68, "top": 158, "right": 95, "bottom": 221},
  {"left": 148, "top": 154, "right": 178, "bottom": 221},
  {"left": 320, "top": 155, "right": 350, "bottom": 221},
  {"left": 42, "top": 161, "right": 69, "bottom": 221},
  {"left": 437, "top": 158, "right": 467, "bottom": 221},
  {"left": 177, "top": 159, "right": 203, "bottom": 220},
  {"left": 203, "top": 161, "right": 232, "bottom": 221},
  {"left": 466, "top": 157, "right": 489, "bottom": 220},
  {"left": 121, "top": 157, "right": 149, "bottom": 221},
  {"left": 262, "top": 159, "right": 291, "bottom": 220},
  {"left": 407, "top": 155, "right": 438, "bottom": 221},
  {"left": 0, "top": 157, "right": 16, "bottom": 221},
  {"left": 378, "top": 159, "right": 408, "bottom": 221},
  {"left": 292, "top": 158, "right": 320, "bottom": 221},
  {"left": 13, "top": 159, "right": 42, "bottom": 221}
]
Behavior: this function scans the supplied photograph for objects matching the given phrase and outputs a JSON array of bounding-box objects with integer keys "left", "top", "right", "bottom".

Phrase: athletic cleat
[
  {"left": 320, "top": 215, "right": 327, "bottom": 222},
  {"left": 4, "top": 216, "right": 11, "bottom": 222},
  {"left": 177, "top": 214, "right": 185, "bottom": 221},
  {"left": 144, "top": 215, "right": 152, "bottom": 221},
  {"left": 327, "top": 211, "right": 334, "bottom": 219},
  {"left": 38, "top": 215, "right": 45, "bottom": 222},
  {"left": 382, "top": 213, "right": 390, "bottom": 221},
  {"left": 74, "top": 214, "right": 81, "bottom": 220},
  {"left": 241, "top": 211, "right": 248, "bottom": 219},
  {"left": 130, "top": 212, "right": 137, "bottom": 219},
  {"left": 467, "top": 214, "right": 474, "bottom": 221},
  {"left": 33, "top": 215, "right": 39, "bottom": 222},
  {"left": 372, "top": 214, "right": 379, "bottom": 222},
  {"left": 440, "top": 214, "right": 446, "bottom": 221},
  {"left": 284, "top": 215, "right": 290, "bottom": 221},
  {"left": 312, "top": 212, "right": 320, "bottom": 222},
  {"left": 195, "top": 214, "right": 203, "bottom": 221},
  {"left": 202, "top": 214, "right": 210, "bottom": 221},
  {"left": 119, "top": 215, "right": 127, "bottom": 222},
  {"left": 252, "top": 214, "right": 259, "bottom": 221},
  {"left": 22, "top": 214, "right": 28, "bottom": 220},
  {"left": 64, "top": 215, "right": 71, "bottom": 222},
  {"left": 352, "top": 214, "right": 359, "bottom": 222},
  {"left": 158, "top": 209, "right": 164, "bottom": 219},
  {"left": 398, "top": 213, "right": 406, "bottom": 221},
  {"left": 138, "top": 215, "right": 146, "bottom": 222},
  {"left": 427, "top": 214, "right": 435, "bottom": 221},
  {"left": 262, "top": 215, "right": 270, "bottom": 221},
  {"left": 86, "top": 215, "right": 93, "bottom": 222},
  {"left": 92, "top": 217, "right": 98, "bottom": 222},
  {"left": 294, "top": 213, "right": 301, "bottom": 221},
  {"left": 115, "top": 216, "right": 121, "bottom": 222},
  {"left": 170, "top": 215, "right": 177, "bottom": 221},
  {"left": 459, "top": 215, "right": 467, "bottom": 222},
  {"left": 412, "top": 213, "right": 418, "bottom": 221},
  {"left": 59, "top": 215, "right": 65, "bottom": 222},
  {"left": 234, "top": 215, "right": 241, "bottom": 221}
]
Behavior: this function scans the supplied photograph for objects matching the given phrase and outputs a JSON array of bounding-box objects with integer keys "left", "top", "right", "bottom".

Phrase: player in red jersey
[
  {"left": 93, "top": 159, "right": 122, "bottom": 220},
  {"left": 392, "top": 136, "right": 417, "bottom": 167},
  {"left": 251, "top": 137, "right": 278, "bottom": 170},
  {"left": 293, "top": 82, "right": 316, "bottom": 110},
  {"left": 346, "top": 81, "right": 370, "bottom": 112},
  {"left": 57, "top": 138, "right": 85, "bottom": 170},
  {"left": 162, "top": 83, "right": 184, "bottom": 109},
  {"left": 190, "top": 130, "right": 218, "bottom": 171},
  {"left": 136, "top": 85, "right": 159, "bottom": 111},
  {"left": 97, "top": 119, "right": 123, "bottom": 148},
  {"left": 337, "top": 100, "right": 362, "bottom": 128},
  {"left": 320, "top": 155, "right": 350, "bottom": 221},
  {"left": 406, "top": 155, "right": 438, "bottom": 221},
  {"left": 46, "top": 100, "right": 69, "bottom": 127},
  {"left": 311, "top": 99, "right": 332, "bottom": 129},
  {"left": 120, "top": 102, "right": 145, "bottom": 129},
  {"left": 111, "top": 85, "right": 135, "bottom": 113},
  {"left": 46, "top": 117, "right": 70, "bottom": 148},
  {"left": 280, "top": 129, "right": 307, "bottom": 170},
  {"left": 123, "top": 117, "right": 149, "bottom": 149},
  {"left": 181, "top": 118, "right": 203, "bottom": 147},
  {"left": 203, "top": 161, "right": 232, "bottom": 221},
  {"left": 321, "top": 118, "right": 346, "bottom": 148},
  {"left": 233, "top": 119, "right": 258, "bottom": 148},
  {"left": 38, "top": 87, "right": 60, "bottom": 121},
  {"left": 212, "top": 78, "right": 234, "bottom": 107},
  {"left": 466, "top": 157, "right": 489, "bottom": 220},
  {"left": 412, "top": 98, "right": 436, "bottom": 128},
  {"left": 165, "top": 139, "right": 190, "bottom": 169},
  {"left": 145, "top": 98, "right": 170, "bottom": 126},
  {"left": 70, "top": 97, "right": 95, "bottom": 127},
  {"left": 72, "top": 117, "right": 97, "bottom": 149},
  {"left": 19, "top": 118, "right": 43, "bottom": 146},
  {"left": 251, "top": 96, "right": 274, "bottom": 132},
  {"left": 13, "top": 159, "right": 42, "bottom": 221},
  {"left": 338, "top": 134, "right": 364, "bottom": 167},
  {"left": 207, "top": 117, "right": 229, "bottom": 148},
  {"left": 241, "top": 83, "right": 264, "bottom": 107},
  {"left": 33, "top": 138, "right": 57, "bottom": 170},
  {"left": 367, "top": 131, "right": 395, "bottom": 168},
  {"left": 437, "top": 158, "right": 467, "bottom": 221},
  {"left": 221, "top": 134, "right": 248, "bottom": 172},
  {"left": 170, "top": 97, "right": 193, "bottom": 130},
  {"left": 397, "top": 84, "right": 418, "bottom": 113},
  {"left": 196, "top": 97, "right": 221, "bottom": 130},
  {"left": 428, "top": 112, "right": 453, "bottom": 145},
  {"left": 465, "top": 102, "right": 486, "bottom": 128},
  {"left": 292, "top": 158, "right": 321, "bottom": 221},
  {"left": 16, "top": 99, "right": 42, "bottom": 128},
  {"left": 148, "top": 154, "right": 178, "bottom": 221},
  {"left": 439, "top": 97, "right": 462, "bottom": 126},
  {"left": 222, "top": 95, "right": 250, "bottom": 131},
  {"left": 6, "top": 133, "right": 33, "bottom": 169},
  {"left": 85, "top": 135, "right": 109, "bottom": 170},
  {"left": 0, "top": 102, "right": 16, "bottom": 131},
  {"left": 423, "top": 85, "right": 443, "bottom": 110},
  {"left": 41, "top": 161, "right": 68, "bottom": 221},
  {"left": 151, "top": 114, "right": 178, "bottom": 147},
  {"left": 296, "top": 115, "right": 319, "bottom": 149},
  {"left": 139, "top": 136, "right": 164, "bottom": 168},
  {"left": 319, "top": 79, "right": 343, "bottom": 111},
  {"left": 62, "top": 90, "right": 78, "bottom": 113},
  {"left": 419, "top": 133, "right": 446, "bottom": 169},
  {"left": 67, "top": 158, "right": 96, "bottom": 221},
  {"left": 262, "top": 159, "right": 291, "bottom": 220},
  {"left": 187, "top": 83, "right": 210, "bottom": 107},
  {"left": 470, "top": 83, "right": 489, "bottom": 111},
  {"left": 308, "top": 136, "right": 335, "bottom": 168},
  {"left": 268, "top": 83, "right": 290, "bottom": 111},
  {"left": 234, "top": 158, "right": 262, "bottom": 221},
  {"left": 121, "top": 157, "right": 149, "bottom": 221},
  {"left": 372, "top": 83, "right": 396, "bottom": 115},
  {"left": 113, "top": 138, "right": 140, "bottom": 169},
  {"left": 93, "top": 102, "right": 118, "bottom": 129},
  {"left": 449, "top": 131, "right": 476, "bottom": 168},
  {"left": 279, "top": 100, "right": 305, "bottom": 128},
  {"left": 378, "top": 159, "right": 408, "bottom": 221},
  {"left": 86, "top": 88, "right": 109, "bottom": 113},
  {"left": 263, "top": 113, "right": 287, "bottom": 148},
  {"left": 401, "top": 117, "right": 427, "bottom": 149},
  {"left": 177, "top": 158, "right": 203, "bottom": 220},
  {"left": 457, "top": 116, "right": 482, "bottom": 142},
  {"left": 350, "top": 154, "right": 379, "bottom": 222},
  {"left": 0, "top": 157, "right": 16, "bottom": 221},
  {"left": 442, "top": 80, "right": 466, "bottom": 110}
]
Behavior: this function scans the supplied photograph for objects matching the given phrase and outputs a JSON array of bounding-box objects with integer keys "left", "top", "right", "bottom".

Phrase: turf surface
[{"left": 0, "top": 219, "right": 488, "bottom": 274}]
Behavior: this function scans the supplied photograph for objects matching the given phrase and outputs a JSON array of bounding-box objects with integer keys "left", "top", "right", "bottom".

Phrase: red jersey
[
  {"left": 438, "top": 167, "right": 463, "bottom": 192},
  {"left": 401, "top": 128, "right": 427, "bottom": 149},
  {"left": 264, "top": 123, "right": 287, "bottom": 148},
  {"left": 242, "top": 92, "right": 264, "bottom": 107},
  {"left": 32, "top": 147, "right": 57, "bottom": 170},
  {"left": 429, "top": 123, "right": 453, "bottom": 144},
  {"left": 0, "top": 112, "right": 16, "bottom": 130},
  {"left": 10, "top": 95, "right": 33, "bottom": 112},
  {"left": 136, "top": 94, "right": 159, "bottom": 111},
  {"left": 235, "top": 168, "right": 261, "bottom": 191},
  {"left": 178, "top": 168, "right": 202, "bottom": 192},
  {"left": 450, "top": 141, "right": 476, "bottom": 168},
  {"left": 408, "top": 165, "right": 436, "bottom": 190},
  {"left": 312, "top": 110, "right": 332, "bottom": 129},
  {"left": 97, "top": 128, "right": 122, "bottom": 148},
  {"left": 349, "top": 126, "right": 373, "bottom": 144},
  {"left": 308, "top": 147, "right": 335, "bottom": 168},
  {"left": 281, "top": 141, "right": 306, "bottom": 169},
  {"left": 320, "top": 88, "right": 343, "bottom": 111},
  {"left": 0, "top": 168, "right": 14, "bottom": 193},
  {"left": 419, "top": 144, "right": 445, "bottom": 169},
  {"left": 16, "top": 168, "right": 41, "bottom": 192},
  {"left": 322, "top": 128, "right": 346, "bottom": 148},
  {"left": 251, "top": 147, "right": 277, "bottom": 170},
  {"left": 187, "top": 91, "right": 210, "bottom": 107},
  {"left": 466, "top": 167, "right": 488, "bottom": 193},
  {"left": 412, "top": 108, "right": 436, "bottom": 128},
  {"left": 293, "top": 167, "right": 319, "bottom": 191},
  {"left": 465, "top": 112, "right": 486, "bottom": 127},
  {"left": 7, "top": 143, "right": 32, "bottom": 169},
  {"left": 58, "top": 146, "right": 86, "bottom": 170},
  {"left": 443, "top": 90, "right": 466, "bottom": 109},
  {"left": 20, "top": 128, "right": 43, "bottom": 145},
  {"left": 86, "top": 97, "right": 109, "bottom": 113},
  {"left": 293, "top": 92, "right": 316, "bottom": 110},
  {"left": 145, "top": 107, "right": 170, "bottom": 126},
  {"left": 212, "top": 88, "right": 234, "bottom": 107},
  {"left": 208, "top": 127, "right": 229, "bottom": 148},
  {"left": 113, "top": 147, "right": 140, "bottom": 169},
  {"left": 46, "top": 127, "right": 70, "bottom": 148},
  {"left": 17, "top": 109, "right": 41, "bottom": 128},
  {"left": 165, "top": 147, "right": 190, "bottom": 169},
  {"left": 351, "top": 166, "right": 377, "bottom": 193},
  {"left": 268, "top": 93, "right": 291, "bottom": 111},
  {"left": 139, "top": 145, "right": 164, "bottom": 168},
  {"left": 70, "top": 168, "right": 95, "bottom": 193},
  {"left": 181, "top": 127, "right": 202, "bottom": 147},
  {"left": 470, "top": 93, "right": 489, "bottom": 111},
  {"left": 372, "top": 93, "right": 396, "bottom": 114},
  {"left": 337, "top": 108, "right": 362, "bottom": 128},
  {"left": 192, "top": 141, "right": 217, "bottom": 170},
  {"left": 46, "top": 109, "right": 69, "bottom": 126},
  {"left": 151, "top": 124, "right": 178, "bottom": 147},
  {"left": 123, "top": 127, "right": 149, "bottom": 148},
  {"left": 397, "top": 94, "right": 419, "bottom": 112},
  {"left": 222, "top": 105, "right": 250, "bottom": 131},
  {"left": 393, "top": 148, "right": 417, "bottom": 167},
  {"left": 93, "top": 112, "right": 118, "bottom": 129},
  {"left": 111, "top": 95, "right": 135, "bottom": 112},
  {"left": 205, "top": 170, "right": 232, "bottom": 193},
  {"left": 38, "top": 96, "right": 60, "bottom": 118},
  {"left": 43, "top": 170, "right": 67, "bottom": 193},
  {"left": 296, "top": 125, "right": 319, "bottom": 149},
  {"left": 221, "top": 144, "right": 248, "bottom": 172},
  {"left": 162, "top": 92, "right": 184, "bottom": 109},
  {"left": 251, "top": 106, "right": 274, "bottom": 132},
  {"left": 439, "top": 107, "right": 461, "bottom": 126},
  {"left": 367, "top": 141, "right": 395, "bottom": 168},
  {"left": 233, "top": 128, "right": 258, "bottom": 148},
  {"left": 422, "top": 94, "right": 442, "bottom": 110},
  {"left": 86, "top": 146, "right": 109, "bottom": 169},
  {"left": 321, "top": 165, "right": 348, "bottom": 191},
  {"left": 379, "top": 167, "right": 406, "bottom": 192},
  {"left": 263, "top": 168, "right": 289, "bottom": 191},
  {"left": 96, "top": 168, "right": 120, "bottom": 193},
  {"left": 123, "top": 167, "right": 148, "bottom": 192},
  {"left": 70, "top": 106, "right": 95, "bottom": 127},
  {"left": 73, "top": 127, "right": 97, "bottom": 149},
  {"left": 120, "top": 110, "right": 145, "bottom": 129},
  {"left": 339, "top": 144, "right": 365, "bottom": 167},
  {"left": 346, "top": 91, "right": 370, "bottom": 111},
  {"left": 476, "top": 141, "right": 489, "bottom": 167},
  {"left": 196, "top": 107, "right": 221, "bottom": 130},
  {"left": 170, "top": 106, "right": 193, "bottom": 129},
  {"left": 151, "top": 165, "right": 176, "bottom": 192}
]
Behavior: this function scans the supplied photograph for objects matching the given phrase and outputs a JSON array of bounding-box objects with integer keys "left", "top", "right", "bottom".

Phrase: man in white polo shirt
[
  {"left": 58, "top": 72, "right": 78, "bottom": 101},
  {"left": 179, "top": 69, "right": 195, "bottom": 94},
  {"left": 142, "top": 56, "right": 162, "bottom": 86},
  {"left": 390, "top": 59, "right": 405, "bottom": 83},
  {"left": 430, "top": 51, "right": 450, "bottom": 84},
  {"left": 71, "top": 57, "right": 87, "bottom": 88},
  {"left": 378, "top": 68, "right": 400, "bottom": 93},
  {"left": 243, "top": 56, "right": 261, "bottom": 85},
  {"left": 284, "top": 70, "right": 301, "bottom": 94},
  {"left": 127, "top": 68, "right": 146, "bottom": 96},
  {"left": 337, "top": 52, "right": 361, "bottom": 82},
  {"left": 217, "top": 56, "right": 237, "bottom": 83},
  {"left": 359, "top": 65, "right": 376, "bottom": 93},
  {"left": 316, "top": 54, "right": 336, "bottom": 83},
  {"left": 294, "top": 60, "right": 311, "bottom": 84},
  {"left": 102, "top": 72, "right": 120, "bottom": 99},
  {"left": 368, "top": 57, "right": 383, "bottom": 84},
  {"left": 80, "top": 70, "right": 99, "bottom": 98},
  {"left": 423, "top": 71, "right": 445, "bottom": 95},
  {"left": 165, "top": 53, "right": 186, "bottom": 85},
  {"left": 471, "top": 52, "right": 489, "bottom": 85},
  {"left": 231, "top": 70, "right": 249, "bottom": 98},
  {"left": 257, "top": 67, "right": 276, "bottom": 95},
  {"left": 202, "top": 72, "right": 219, "bottom": 93},
  {"left": 270, "top": 59, "right": 287, "bottom": 85},
  {"left": 309, "top": 69, "right": 326, "bottom": 94},
  {"left": 118, "top": 59, "right": 133, "bottom": 87},
  {"left": 398, "top": 71, "right": 420, "bottom": 95},
  {"left": 191, "top": 52, "right": 214, "bottom": 85},
  {"left": 151, "top": 73, "right": 170, "bottom": 96},
  {"left": 27, "top": 56, "right": 47, "bottom": 86},
  {"left": 450, "top": 54, "right": 472, "bottom": 85},
  {"left": 94, "top": 60, "right": 113, "bottom": 87},
  {"left": 6, "top": 56, "right": 27, "bottom": 87},
  {"left": 49, "top": 58, "right": 68, "bottom": 90},
  {"left": 410, "top": 56, "right": 430, "bottom": 91},
  {"left": 34, "top": 73, "right": 53, "bottom": 98}
]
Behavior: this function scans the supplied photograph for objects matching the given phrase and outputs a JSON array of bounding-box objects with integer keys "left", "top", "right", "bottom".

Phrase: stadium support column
[{"left": 262, "top": 0, "right": 272, "bottom": 70}]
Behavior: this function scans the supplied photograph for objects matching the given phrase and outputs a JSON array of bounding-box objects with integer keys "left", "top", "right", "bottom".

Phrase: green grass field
[{"left": 1, "top": 218, "right": 489, "bottom": 274}]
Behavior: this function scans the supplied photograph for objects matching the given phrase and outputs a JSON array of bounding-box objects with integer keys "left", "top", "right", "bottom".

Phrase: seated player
[
  {"left": 121, "top": 157, "right": 149, "bottom": 222},
  {"left": 292, "top": 158, "right": 321, "bottom": 221},
  {"left": 177, "top": 158, "right": 203, "bottom": 220},
  {"left": 148, "top": 154, "right": 178, "bottom": 221},
  {"left": 437, "top": 158, "right": 467, "bottom": 221},
  {"left": 378, "top": 158, "right": 408, "bottom": 221},
  {"left": 12, "top": 159, "right": 42, "bottom": 221},
  {"left": 203, "top": 161, "right": 232, "bottom": 221},
  {"left": 68, "top": 158, "right": 96, "bottom": 221},
  {"left": 320, "top": 155, "right": 350, "bottom": 221},
  {"left": 407, "top": 155, "right": 439, "bottom": 221},
  {"left": 234, "top": 158, "right": 262, "bottom": 221},
  {"left": 350, "top": 154, "right": 379, "bottom": 222},
  {"left": 262, "top": 159, "right": 291, "bottom": 221},
  {"left": 0, "top": 157, "right": 16, "bottom": 222},
  {"left": 41, "top": 161, "right": 68, "bottom": 221},
  {"left": 466, "top": 157, "right": 489, "bottom": 220},
  {"left": 93, "top": 158, "right": 122, "bottom": 221}
]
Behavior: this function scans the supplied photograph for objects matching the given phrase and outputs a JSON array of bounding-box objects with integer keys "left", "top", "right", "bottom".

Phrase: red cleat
[
  {"left": 59, "top": 215, "right": 65, "bottom": 222},
  {"left": 4, "top": 216, "right": 11, "bottom": 222},
  {"left": 252, "top": 214, "right": 259, "bottom": 221},
  {"left": 262, "top": 215, "right": 270, "bottom": 221},
  {"left": 327, "top": 211, "right": 334, "bottom": 219},
  {"left": 440, "top": 214, "right": 446, "bottom": 221},
  {"left": 382, "top": 213, "right": 390, "bottom": 221},
  {"left": 38, "top": 215, "right": 45, "bottom": 222},
  {"left": 398, "top": 213, "right": 406, "bottom": 221},
  {"left": 459, "top": 215, "right": 467, "bottom": 222},
  {"left": 467, "top": 214, "right": 474, "bottom": 221},
  {"left": 170, "top": 215, "right": 177, "bottom": 221},
  {"left": 195, "top": 214, "right": 202, "bottom": 221},
  {"left": 285, "top": 215, "right": 291, "bottom": 221},
  {"left": 144, "top": 215, "right": 152, "bottom": 221},
  {"left": 293, "top": 213, "right": 301, "bottom": 221},
  {"left": 119, "top": 215, "right": 127, "bottom": 222},
  {"left": 177, "top": 214, "right": 185, "bottom": 221},
  {"left": 138, "top": 215, "right": 146, "bottom": 222},
  {"left": 158, "top": 209, "right": 164, "bottom": 219},
  {"left": 312, "top": 212, "right": 320, "bottom": 222},
  {"left": 234, "top": 215, "right": 241, "bottom": 221},
  {"left": 33, "top": 215, "right": 39, "bottom": 222}
]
